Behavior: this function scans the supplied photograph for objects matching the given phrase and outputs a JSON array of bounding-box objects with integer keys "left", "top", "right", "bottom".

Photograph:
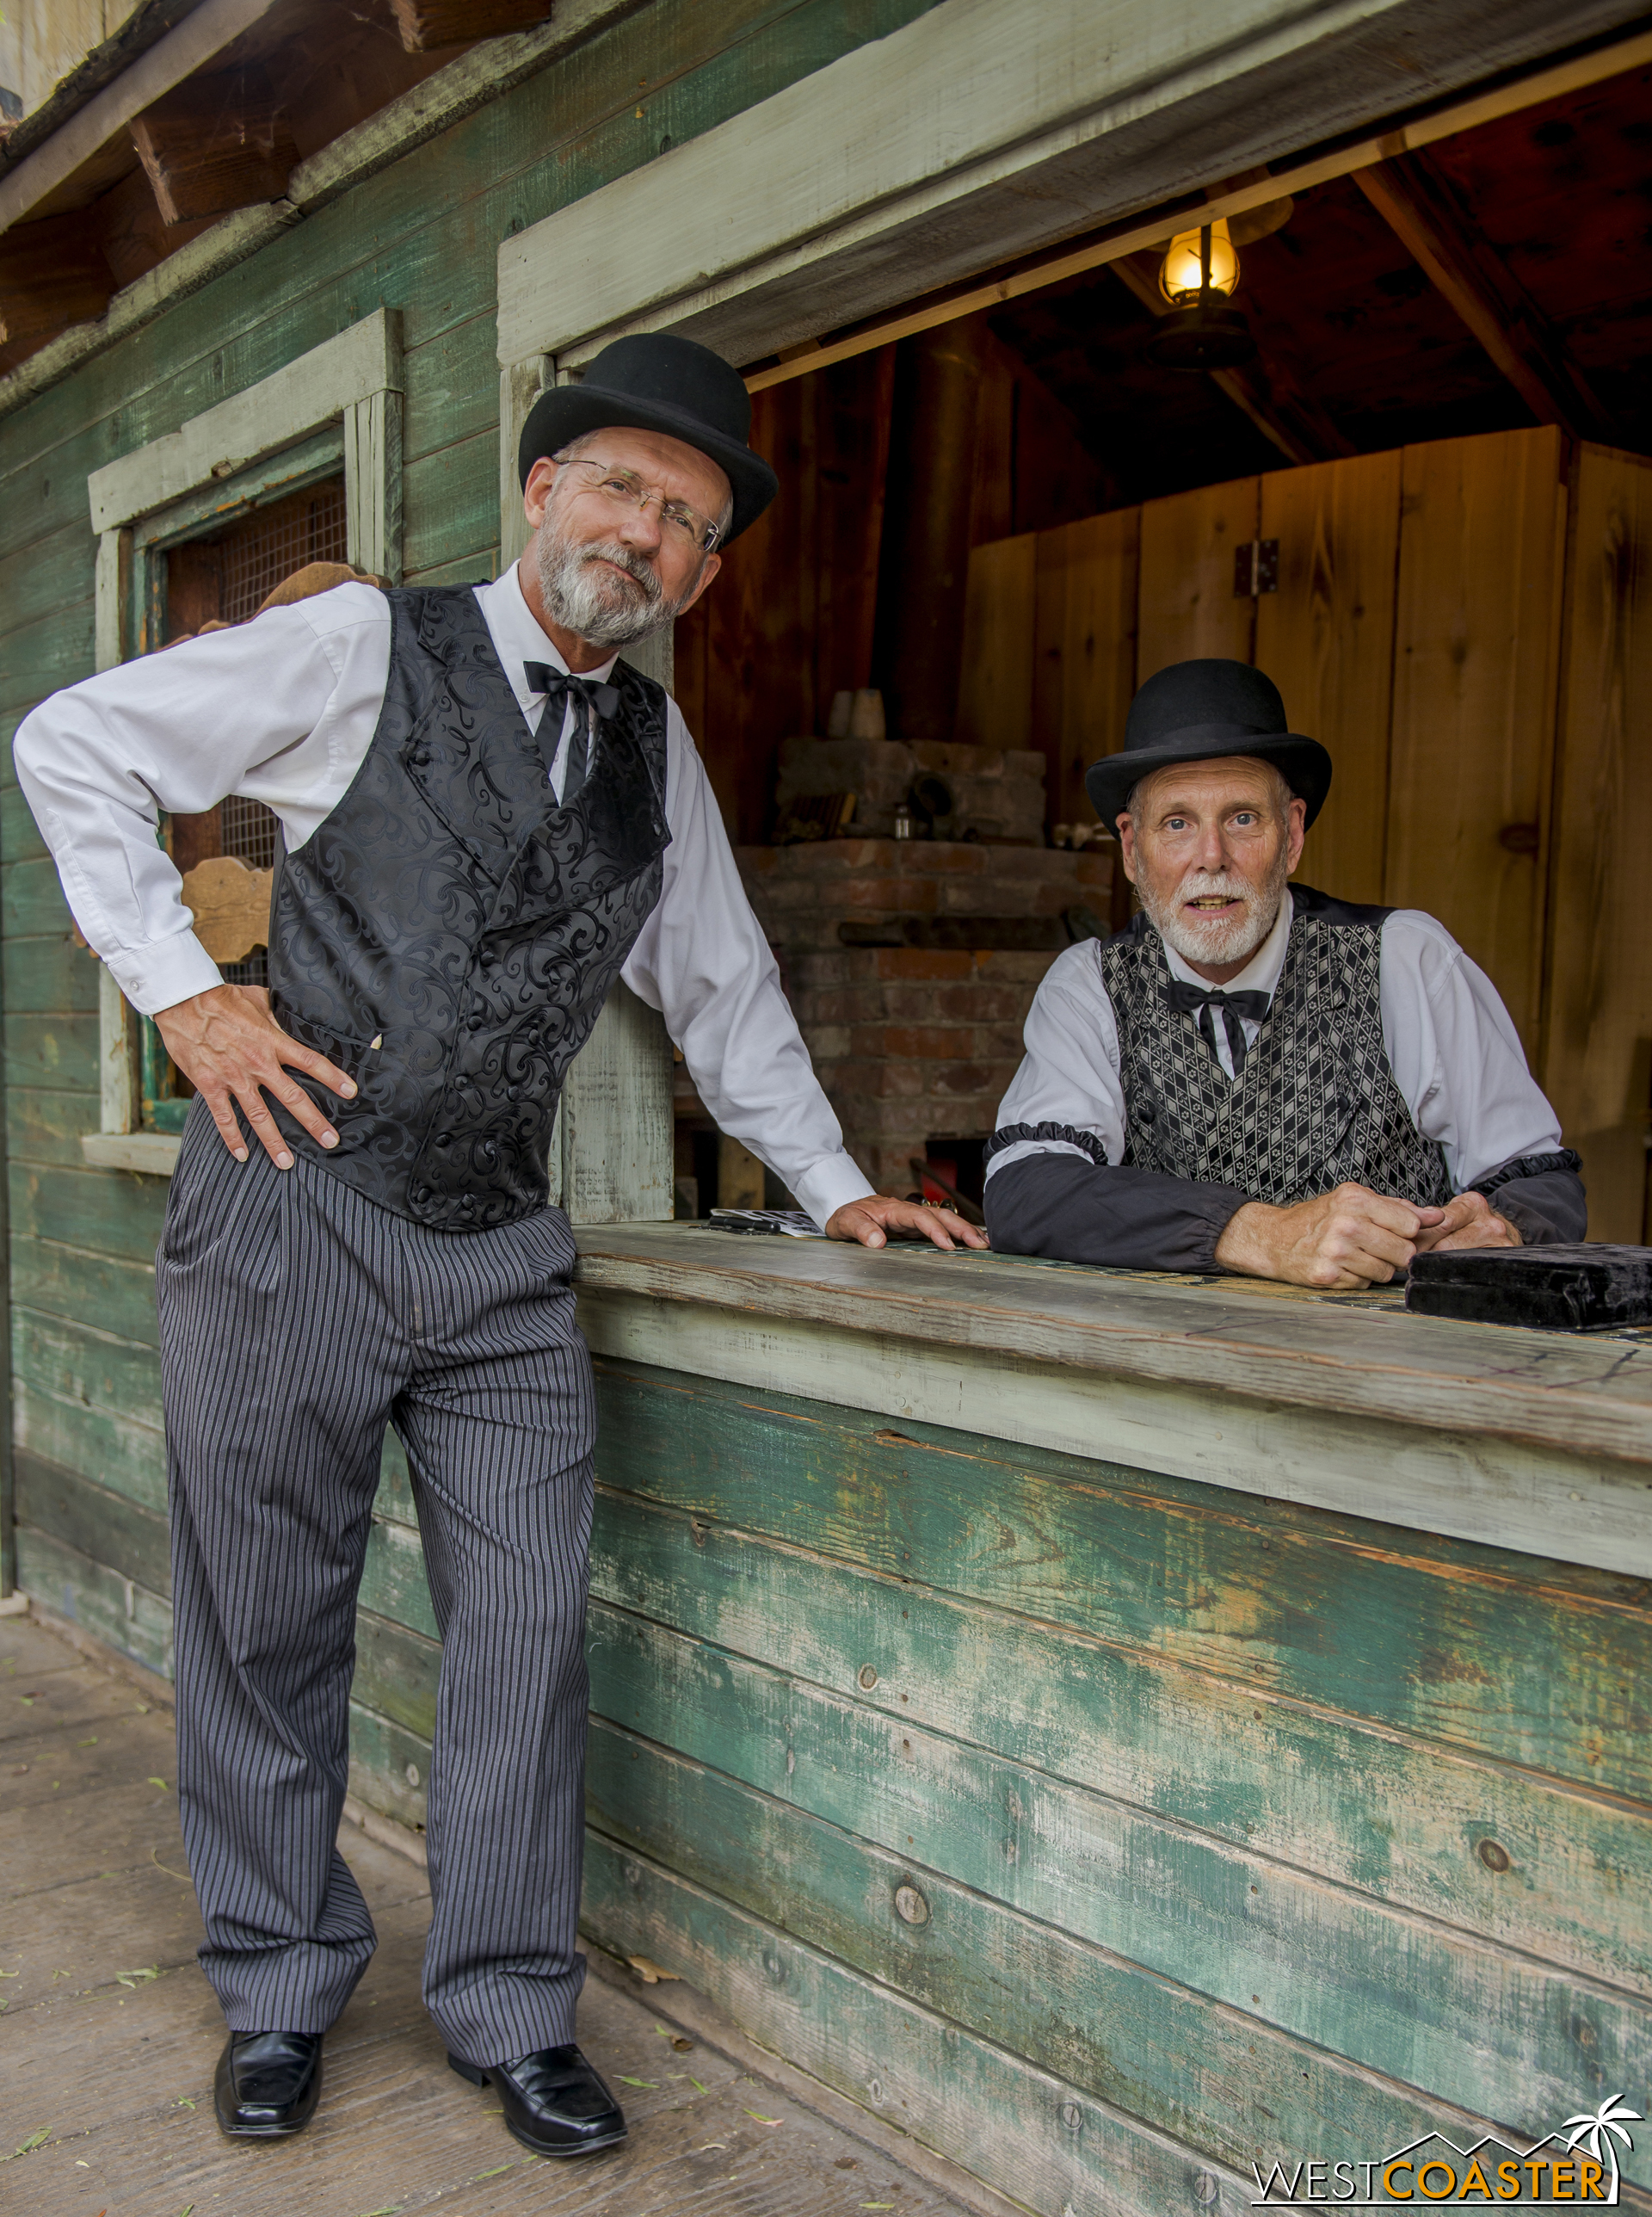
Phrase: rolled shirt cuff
[
  {"left": 791, "top": 1150, "right": 876, "bottom": 1232},
  {"left": 106, "top": 927, "right": 224, "bottom": 1016}
]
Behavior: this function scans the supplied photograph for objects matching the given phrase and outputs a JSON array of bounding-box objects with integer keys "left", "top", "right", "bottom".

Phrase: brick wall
[{"left": 737, "top": 839, "right": 1114, "bottom": 1193}]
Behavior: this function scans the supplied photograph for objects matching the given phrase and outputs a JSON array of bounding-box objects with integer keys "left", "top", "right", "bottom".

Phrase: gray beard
[
  {"left": 1139, "top": 849, "right": 1291, "bottom": 971},
  {"left": 536, "top": 529, "right": 669, "bottom": 651}
]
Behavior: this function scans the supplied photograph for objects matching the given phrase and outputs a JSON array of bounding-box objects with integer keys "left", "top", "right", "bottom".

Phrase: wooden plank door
[
  {"left": 1031, "top": 508, "right": 1140, "bottom": 827},
  {"left": 1257, "top": 451, "right": 1402, "bottom": 906},
  {"left": 1542, "top": 445, "right": 1652, "bottom": 1241},
  {"left": 1136, "top": 474, "right": 1261, "bottom": 680},
  {"left": 1384, "top": 425, "right": 1568, "bottom": 1057}
]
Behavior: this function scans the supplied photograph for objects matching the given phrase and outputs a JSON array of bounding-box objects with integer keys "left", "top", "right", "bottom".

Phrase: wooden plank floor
[{"left": 0, "top": 1614, "right": 972, "bottom": 2217}]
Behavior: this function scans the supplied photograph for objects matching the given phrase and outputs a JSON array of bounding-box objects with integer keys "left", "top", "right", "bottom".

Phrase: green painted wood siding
[{"left": 0, "top": 0, "right": 940, "bottom": 1624}]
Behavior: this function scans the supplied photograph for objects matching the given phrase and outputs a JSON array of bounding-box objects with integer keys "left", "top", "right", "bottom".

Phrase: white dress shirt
[
  {"left": 987, "top": 886, "right": 1564, "bottom": 1193},
  {"left": 13, "top": 566, "right": 874, "bottom": 1230}
]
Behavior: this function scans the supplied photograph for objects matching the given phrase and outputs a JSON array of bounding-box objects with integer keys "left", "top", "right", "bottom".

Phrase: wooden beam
[
  {"left": 0, "top": 209, "right": 115, "bottom": 357},
  {"left": 1351, "top": 151, "right": 1607, "bottom": 442},
  {"left": 0, "top": 0, "right": 279, "bottom": 236},
  {"left": 93, "top": 162, "right": 214, "bottom": 287},
  {"left": 730, "top": 22, "right": 1652, "bottom": 399},
  {"left": 1109, "top": 252, "right": 1353, "bottom": 466},
  {"left": 129, "top": 65, "right": 298, "bottom": 227},
  {"left": 390, "top": 0, "right": 552, "bottom": 51}
]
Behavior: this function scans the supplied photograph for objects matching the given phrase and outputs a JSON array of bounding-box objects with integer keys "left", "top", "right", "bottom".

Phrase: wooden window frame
[{"left": 82, "top": 309, "right": 404, "bottom": 1176}]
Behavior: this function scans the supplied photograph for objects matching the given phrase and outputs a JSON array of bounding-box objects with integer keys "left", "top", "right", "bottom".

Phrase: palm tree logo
[{"left": 1563, "top": 2097, "right": 1642, "bottom": 2201}]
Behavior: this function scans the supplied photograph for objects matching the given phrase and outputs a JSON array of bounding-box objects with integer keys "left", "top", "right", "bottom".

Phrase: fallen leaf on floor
[
  {"left": 356, "top": 2205, "right": 404, "bottom": 2214},
  {"left": 741, "top": 2107, "right": 783, "bottom": 2126},
  {"left": 699, "top": 2142, "right": 728, "bottom": 2152},
  {"left": 685, "top": 2076, "right": 709, "bottom": 2094},
  {"left": 672, "top": 2035, "right": 693, "bottom": 2050},
  {"left": 616, "top": 2076, "right": 658, "bottom": 2088},
  {"left": 135, "top": 1701, "right": 151, "bottom": 1713},
  {"left": 151, "top": 1849, "right": 192, "bottom": 1881},
  {"left": 626, "top": 1954, "right": 679, "bottom": 1983},
  {"left": 0, "top": 1969, "right": 18, "bottom": 1978},
  {"left": 147, "top": 1776, "right": 170, "bottom": 1790},
  {"left": 77, "top": 1736, "right": 97, "bottom": 1746},
  {"left": 862, "top": 2204, "right": 897, "bottom": 2210},
  {"left": 174, "top": 2097, "right": 195, "bottom": 2110},
  {"left": 472, "top": 2164, "right": 515, "bottom": 2178},
  {"left": 6, "top": 2128, "right": 51, "bottom": 2159},
  {"left": 116, "top": 1967, "right": 159, "bottom": 1988}
]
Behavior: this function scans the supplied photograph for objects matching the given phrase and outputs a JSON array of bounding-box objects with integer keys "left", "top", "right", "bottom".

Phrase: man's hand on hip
[
  {"left": 1214, "top": 1180, "right": 1445, "bottom": 1289},
  {"left": 826, "top": 1195, "right": 990, "bottom": 1252},
  {"left": 153, "top": 985, "right": 356, "bottom": 1170},
  {"left": 1410, "top": 1189, "right": 1522, "bottom": 1255}
]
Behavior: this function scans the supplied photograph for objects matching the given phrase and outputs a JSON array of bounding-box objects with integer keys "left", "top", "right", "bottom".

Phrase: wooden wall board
[
  {"left": 587, "top": 1605, "right": 1652, "bottom": 2117},
  {"left": 15, "top": 1451, "right": 170, "bottom": 1597},
  {"left": 1032, "top": 508, "right": 1140, "bottom": 827},
  {"left": 1541, "top": 444, "right": 1652, "bottom": 1242},
  {"left": 589, "top": 1481, "right": 1652, "bottom": 2000},
  {"left": 953, "top": 530, "right": 1036, "bottom": 754},
  {"left": 587, "top": 1358, "right": 1651, "bottom": 1799},
  {"left": 1137, "top": 474, "right": 1259, "bottom": 680},
  {"left": 1385, "top": 425, "right": 1567, "bottom": 1053},
  {"left": 8, "top": 1236, "right": 157, "bottom": 1348},
  {"left": 13, "top": 1525, "right": 173, "bottom": 1680},
  {"left": 1258, "top": 449, "right": 1403, "bottom": 905},
  {"left": 581, "top": 1831, "right": 1257, "bottom": 2217},
  {"left": 585, "top": 1726, "right": 1652, "bottom": 2181}
]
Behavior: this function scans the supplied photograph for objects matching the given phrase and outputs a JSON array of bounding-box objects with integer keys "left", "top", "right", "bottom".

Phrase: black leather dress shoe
[
  {"left": 449, "top": 2044, "right": 626, "bottom": 2157},
  {"left": 213, "top": 2030, "right": 324, "bottom": 2138}
]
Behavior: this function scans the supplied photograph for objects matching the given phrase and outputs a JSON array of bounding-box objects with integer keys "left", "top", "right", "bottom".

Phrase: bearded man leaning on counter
[{"left": 983, "top": 658, "right": 1585, "bottom": 1288}]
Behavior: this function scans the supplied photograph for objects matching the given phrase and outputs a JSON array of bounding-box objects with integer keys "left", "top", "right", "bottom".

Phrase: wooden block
[
  {"left": 1032, "top": 505, "right": 1140, "bottom": 827},
  {"left": 178, "top": 855, "right": 273, "bottom": 965},
  {"left": 130, "top": 68, "right": 299, "bottom": 228},
  {"left": 954, "top": 531, "right": 1036, "bottom": 752},
  {"left": 391, "top": 0, "right": 554, "bottom": 52},
  {"left": 1384, "top": 426, "right": 1566, "bottom": 1056},
  {"left": 1541, "top": 445, "right": 1652, "bottom": 1241},
  {"left": 1257, "top": 449, "right": 1402, "bottom": 905},
  {"left": 1137, "top": 473, "right": 1260, "bottom": 678},
  {"left": 0, "top": 210, "right": 116, "bottom": 355},
  {"left": 92, "top": 164, "right": 216, "bottom": 291},
  {"left": 718, "top": 1132, "right": 767, "bottom": 1209}
]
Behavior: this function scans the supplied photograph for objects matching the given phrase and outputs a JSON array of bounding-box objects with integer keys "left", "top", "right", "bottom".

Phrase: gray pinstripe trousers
[{"left": 157, "top": 1102, "right": 596, "bottom": 2065}]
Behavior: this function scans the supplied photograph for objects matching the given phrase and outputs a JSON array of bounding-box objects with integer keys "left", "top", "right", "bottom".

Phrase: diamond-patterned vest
[
  {"left": 1100, "top": 886, "right": 1452, "bottom": 1207},
  {"left": 268, "top": 584, "right": 669, "bottom": 1230}
]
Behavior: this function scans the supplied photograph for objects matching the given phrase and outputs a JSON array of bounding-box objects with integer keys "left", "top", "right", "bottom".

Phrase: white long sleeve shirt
[
  {"left": 988, "top": 886, "right": 1564, "bottom": 1193},
  {"left": 13, "top": 566, "right": 875, "bottom": 1230}
]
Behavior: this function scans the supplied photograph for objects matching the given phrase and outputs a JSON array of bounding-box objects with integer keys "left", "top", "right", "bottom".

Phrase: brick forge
[{"left": 737, "top": 838, "right": 1115, "bottom": 1195}]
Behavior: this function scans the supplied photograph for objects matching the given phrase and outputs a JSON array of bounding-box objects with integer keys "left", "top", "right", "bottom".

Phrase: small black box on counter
[{"left": 1405, "top": 1244, "right": 1652, "bottom": 1331}]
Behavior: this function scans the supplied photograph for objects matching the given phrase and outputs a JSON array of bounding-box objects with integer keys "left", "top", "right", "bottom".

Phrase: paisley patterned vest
[
  {"left": 1100, "top": 886, "right": 1452, "bottom": 1207},
  {"left": 268, "top": 585, "right": 669, "bottom": 1230}
]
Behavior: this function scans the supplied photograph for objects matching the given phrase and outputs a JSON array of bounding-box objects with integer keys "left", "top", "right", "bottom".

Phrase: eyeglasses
[{"left": 554, "top": 454, "right": 724, "bottom": 553}]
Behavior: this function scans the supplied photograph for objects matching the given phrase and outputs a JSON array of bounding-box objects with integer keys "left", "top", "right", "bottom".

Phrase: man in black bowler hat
[
  {"left": 15, "top": 331, "right": 983, "bottom": 2158},
  {"left": 982, "top": 658, "right": 1583, "bottom": 1283}
]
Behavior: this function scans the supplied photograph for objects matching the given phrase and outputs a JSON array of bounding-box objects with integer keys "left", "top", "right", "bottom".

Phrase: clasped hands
[{"left": 1214, "top": 1180, "right": 1519, "bottom": 1290}]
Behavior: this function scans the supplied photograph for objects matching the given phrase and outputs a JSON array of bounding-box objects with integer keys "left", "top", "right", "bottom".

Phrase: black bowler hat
[
  {"left": 517, "top": 333, "right": 780, "bottom": 542},
  {"left": 1084, "top": 659, "right": 1333, "bottom": 829}
]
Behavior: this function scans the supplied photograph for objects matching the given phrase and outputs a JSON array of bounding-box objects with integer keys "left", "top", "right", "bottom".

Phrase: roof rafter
[{"left": 1351, "top": 151, "right": 1607, "bottom": 442}]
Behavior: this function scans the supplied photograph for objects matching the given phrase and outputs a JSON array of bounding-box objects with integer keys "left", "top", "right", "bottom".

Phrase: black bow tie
[
  {"left": 1162, "top": 979, "right": 1272, "bottom": 1077},
  {"left": 523, "top": 663, "right": 620, "bottom": 800}
]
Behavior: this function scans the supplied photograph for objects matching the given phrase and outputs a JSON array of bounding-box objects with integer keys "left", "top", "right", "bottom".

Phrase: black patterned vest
[
  {"left": 267, "top": 585, "right": 669, "bottom": 1230},
  {"left": 1100, "top": 886, "right": 1452, "bottom": 1207}
]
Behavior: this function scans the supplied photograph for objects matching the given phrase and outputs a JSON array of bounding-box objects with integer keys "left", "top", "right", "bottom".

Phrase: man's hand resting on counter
[
  {"left": 1214, "top": 1180, "right": 1520, "bottom": 1289},
  {"left": 154, "top": 984, "right": 356, "bottom": 1170},
  {"left": 1410, "top": 1188, "right": 1521, "bottom": 1256},
  {"left": 827, "top": 1195, "right": 990, "bottom": 1251}
]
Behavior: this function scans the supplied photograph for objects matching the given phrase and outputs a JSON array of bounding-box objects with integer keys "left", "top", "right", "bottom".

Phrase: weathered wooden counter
[
  {"left": 15, "top": 1222, "right": 1651, "bottom": 2215},
  {"left": 556, "top": 1229, "right": 1652, "bottom": 2217}
]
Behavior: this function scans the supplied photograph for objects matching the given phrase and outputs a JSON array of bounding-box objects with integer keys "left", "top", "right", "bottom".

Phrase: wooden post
[{"left": 501, "top": 354, "right": 675, "bottom": 1221}]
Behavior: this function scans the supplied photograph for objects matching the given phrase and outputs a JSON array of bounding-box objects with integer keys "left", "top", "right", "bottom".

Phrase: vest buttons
[
  {"left": 467, "top": 1011, "right": 485, "bottom": 1031},
  {"left": 1137, "top": 1099, "right": 1158, "bottom": 1125},
  {"left": 412, "top": 1183, "right": 431, "bottom": 1204},
  {"left": 434, "top": 1131, "right": 452, "bottom": 1147}
]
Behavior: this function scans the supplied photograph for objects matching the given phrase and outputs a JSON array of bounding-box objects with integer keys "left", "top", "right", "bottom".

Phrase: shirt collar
[
  {"left": 1162, "top": 882, "right": 1295, "bottom": 1000},
  {"left": 479, "top": 562, "right": 619, "bottom": 716}
]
